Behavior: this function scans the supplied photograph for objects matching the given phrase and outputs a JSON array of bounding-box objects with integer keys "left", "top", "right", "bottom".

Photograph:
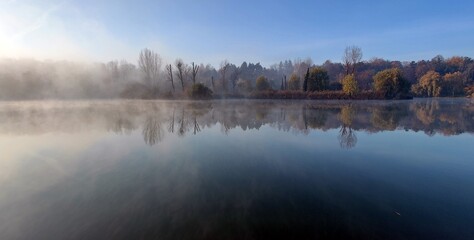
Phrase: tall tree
[
  {"left": 138, "top": 48, "right": 162, "bottom": 87},
  {"left": 219, "top": 60, "right": 229, "bottom": 92},
  {"left": 105, "top": 61, "right": 119, "bottom": 82},
  {"left": 431, "top": 55, "right": 446, "bottom": 74},
  {"left": 443, "top": 72, "right": 465, "bottom": 96},
  {"left": 166, "top": 64, "right": 175, "bottom": 92},
  {"left": 118, "top": 60, "right": 137, "bottom": 82},
  {"left": 230, "top": 67, "right": 241, "bottom": 92},
  {"left": 294, "top": 58, "right": 313, "bottom": 79},
  {"left": 190, "top": 62, "right": 200, "bottom": 85},
  {"left": 211, "top": 76, "right": 216, "bottom": 91},
  {"left": 303, "top": 68, "right": 309, "bottom": 91},
  {"left": 412, "top": 71, "right": 442, "bottom": 97},
  {"left": 343, "top": 46, "right": 363, "bottom": 75},
  {"left": 175, "top": 59, "right": 187, "bottom": 92}
]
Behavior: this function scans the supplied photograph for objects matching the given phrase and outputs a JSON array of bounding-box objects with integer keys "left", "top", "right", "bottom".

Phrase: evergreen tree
[{"left": 307, "top": 67, "right": 329, "bottom": 91}]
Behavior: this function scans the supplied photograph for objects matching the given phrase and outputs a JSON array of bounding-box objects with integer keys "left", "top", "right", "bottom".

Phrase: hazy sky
[{"left": 1, "top": 0, "right": 474, "bottom": 66}]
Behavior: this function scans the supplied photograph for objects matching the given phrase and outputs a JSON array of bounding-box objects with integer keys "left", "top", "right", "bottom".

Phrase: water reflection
[
  {"left": 1, "top": 99, "right": 474, "bottom": 239},
  {"left": 0, "top": 99, "right": 472, "bottom": 148},
  {"left": 142, "top": 115, "right": 163, "bottom": 146},
  {"left": 338, "top": 105, "right": 357, "bottom": 149}
]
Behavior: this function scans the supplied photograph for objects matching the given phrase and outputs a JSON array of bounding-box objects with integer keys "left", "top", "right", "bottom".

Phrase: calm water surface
[{"left": 0, "top": 99, "right": 473, "bottom": 239}]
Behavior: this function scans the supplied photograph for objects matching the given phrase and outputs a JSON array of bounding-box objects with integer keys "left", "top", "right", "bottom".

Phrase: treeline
[
  {"left": 0, "top": 59, "right": 138, "bottom": 99},
  {"left": 1, "top": 47, "right": 473, "bottom": 100}
]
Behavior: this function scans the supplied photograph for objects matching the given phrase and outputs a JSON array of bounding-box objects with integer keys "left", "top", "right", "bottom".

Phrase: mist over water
[
  {"left": 1, "top": 98, "right": 473, "bottom": 139},
  {"left": 3, "top": 0, "right": 474, "bottom": 239},
  {"left": 0, "top": 99, "right": 474, "bottom": 239}
]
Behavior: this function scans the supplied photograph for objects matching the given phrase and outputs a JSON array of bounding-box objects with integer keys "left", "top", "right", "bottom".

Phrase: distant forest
[{"left": 1, "top": 47, "right": 473, "bottom": 100}]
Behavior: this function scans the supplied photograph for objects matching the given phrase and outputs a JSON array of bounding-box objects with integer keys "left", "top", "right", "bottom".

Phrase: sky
[{"left": 1, "top": 0, "right": 474, "bottom": 67}]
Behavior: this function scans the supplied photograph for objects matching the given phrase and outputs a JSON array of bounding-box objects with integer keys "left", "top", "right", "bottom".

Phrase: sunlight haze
[{"left": 1, "top": 0, "right": 474, "bottom": 66}]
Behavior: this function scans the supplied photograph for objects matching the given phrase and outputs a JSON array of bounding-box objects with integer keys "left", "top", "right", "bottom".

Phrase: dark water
[{"left": 0, "top": 99, "right": 473, "bottom": 240}]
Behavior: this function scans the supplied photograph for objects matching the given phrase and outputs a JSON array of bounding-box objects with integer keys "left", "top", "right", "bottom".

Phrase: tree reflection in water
[
  {"left": 338, "top": 105, "right": 357, "bottom": 149},
  {"left": 0, "top": 99, "right": 473, "bottom": 148},
  {"left": 142, "top": 115, "right": 163, "bottom": 146},
  {"left": 1, "top": 99, "right": 474, "bottom": 239}
]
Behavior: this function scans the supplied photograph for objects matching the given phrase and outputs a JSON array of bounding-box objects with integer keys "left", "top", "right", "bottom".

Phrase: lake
[{"left": 0, "top": 99, "right": 473, "bottom": 239}]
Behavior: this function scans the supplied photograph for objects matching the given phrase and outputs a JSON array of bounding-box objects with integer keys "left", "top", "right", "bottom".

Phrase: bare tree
[
  {"left": 166, "top": 64, "right": 175, "bottom": 92},
  {"left": 168, "top": 107, "right": 175, "bottom": 133},
  {"left": 142, "top": 115, "right": 163, "bottom": 146},
  {"left": 293, "top": 58, "right": 313, "bottom": 79},
  {"left": 193, "top": 115, "right": 201, "bottom": 135},
  {"left": 119, "top": 60, "right": 136, "bottom": 82},
  {"left": 191, "top": 62, "right": 200, "bottom": 85},
  {"left": 175, "top": 59, "right": 188, "bottom": 92},
  {"left": 343, "top": 46, "right": 363, "bottom": 75},
  {"left": 219, "top": 60, "right": 229, "bottom": 92},
  {"left": 105, "top": 60, "right": 119, "bottom": 82},
  {"left": 178, "top": 108, "right": 188, "bottom": 137},
  {"left": 138, "top": 48, "right": 162, "bottom": 87},
  {"left": 338, "top": 126, "right": 357, "bottom": 149}
]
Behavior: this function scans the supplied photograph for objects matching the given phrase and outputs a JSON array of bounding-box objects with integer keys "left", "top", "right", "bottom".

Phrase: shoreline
[{"left": 3, "top": 97, "right": 473, "bottom": 103}]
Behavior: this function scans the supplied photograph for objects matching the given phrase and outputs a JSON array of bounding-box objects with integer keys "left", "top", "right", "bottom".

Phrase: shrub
[
  {"left": 236, "top": 79, "right": 253, "bottom": 93},
  {"left": 120, "top": 82, "right": 159, "bottom": 99},
  {"left": 288, "top": 74, "right": 301, "bottom": 90},
  {"left": 248, "top": 90, "right": 389, "bottom": 100},
  {"left": 373, "top": 68, "right": 410, "bottom": 98},
  {"left": 256, "top": 76, "right": 271, "bottom": 91},
  {"left": 307, "top": 67, "right": 329, "bottom": 91},
  {"left": 329, "top": 82, "right": 343, "bottom": 91},
  {"left": 189, "top": 83, "right": 213, "bottom": 99},
  {"left": 307, "top": 91, "right": 386, "bottom": 100},
  {"left": 465, "top": 85, "right": 474, "bottom": 98},
  {"left": 342, "top": 74, "right": 359, "bottom": 96}
]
